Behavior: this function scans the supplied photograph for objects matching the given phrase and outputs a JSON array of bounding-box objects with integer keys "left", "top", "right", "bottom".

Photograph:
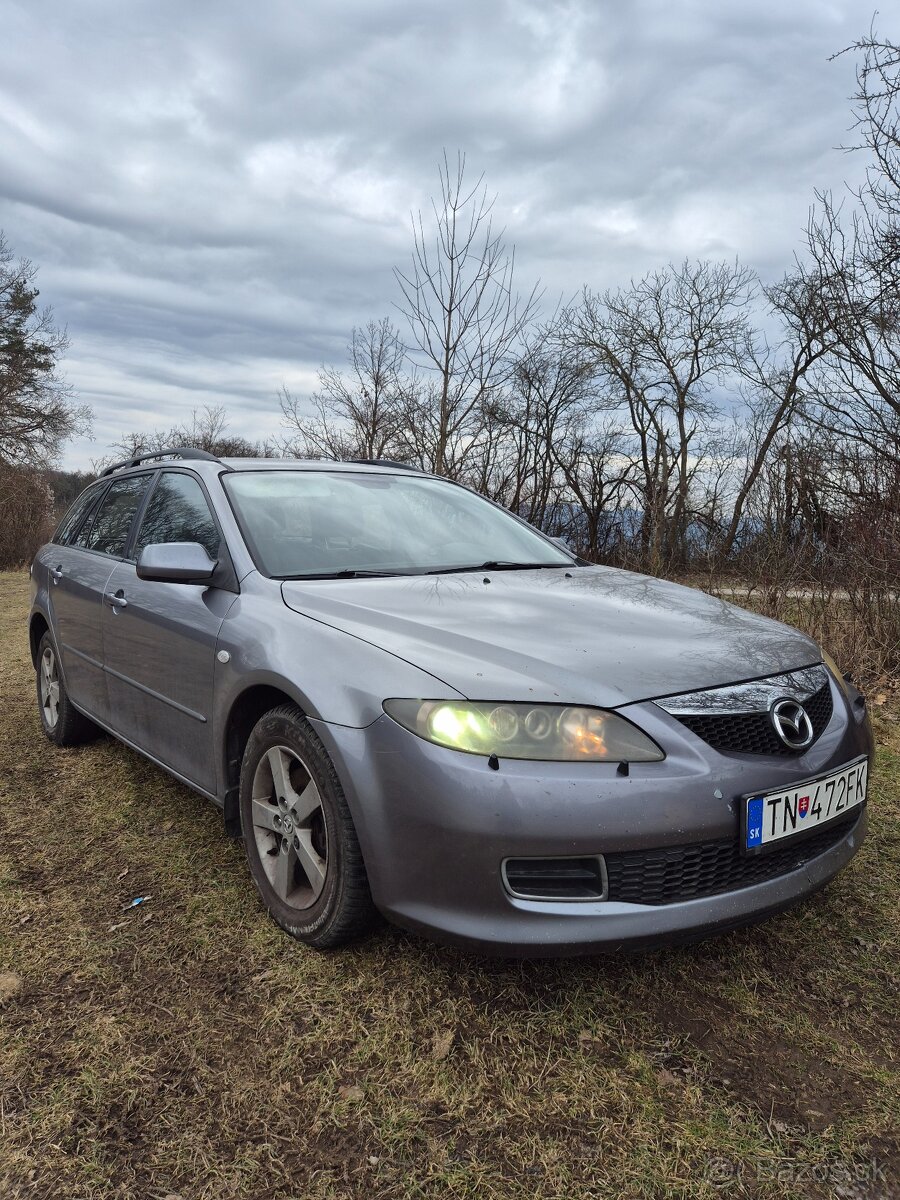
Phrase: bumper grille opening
[
  {"left": 674, "top": 680, "right": 833, "bottom": 756},
  {"left": 503, "top": 856, "right": 607, "bottom": 901},
  {"left": 604, "top": 812, "right": 860, "bottom": 905}
]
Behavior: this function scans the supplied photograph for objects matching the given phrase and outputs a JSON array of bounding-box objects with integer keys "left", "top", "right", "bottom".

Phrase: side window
[
  {"left": 134, "top": 472, "right": 220, "bottom": 560},
  {"left": 53, "top": 483, "right": 105, "bottom": 545},
  {"left": 80, "top": 475, "right": 150, "bottom": 557}
]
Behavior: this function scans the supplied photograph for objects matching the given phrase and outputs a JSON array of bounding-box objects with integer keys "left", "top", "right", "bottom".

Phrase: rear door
[
  {"left": 100, "top": 469, "right": 234, "bottom": 792},
  {"left": 48, "top": 475, "right": 150, "bottom": 723}
]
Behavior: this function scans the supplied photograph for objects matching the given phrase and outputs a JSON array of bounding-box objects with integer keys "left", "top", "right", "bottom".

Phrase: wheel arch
[
  {"left": 29, "top": 610, "right": 51, "bottom": 668},
  {"left": 221, "top": 682, "right": 306, "bottom": 835}
]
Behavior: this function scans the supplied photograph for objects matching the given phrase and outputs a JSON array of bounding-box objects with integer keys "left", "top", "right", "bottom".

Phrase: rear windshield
[{"left": 223, "top": 470, "right": 571, "bottom": 578}]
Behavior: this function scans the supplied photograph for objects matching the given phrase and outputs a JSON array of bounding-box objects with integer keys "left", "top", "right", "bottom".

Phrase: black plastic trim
[{"left": 100, "top": 446, "right": 225, "bottom": 477}]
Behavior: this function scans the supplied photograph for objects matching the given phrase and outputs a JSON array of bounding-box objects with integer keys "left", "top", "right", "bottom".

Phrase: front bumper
[{"left": 311, "top": 680, "right": 873, "bottom": 956}]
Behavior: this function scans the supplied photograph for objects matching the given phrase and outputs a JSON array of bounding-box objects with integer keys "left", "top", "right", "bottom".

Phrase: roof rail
[
  {"left": 346, "top": 457, "right": 422, "bottom": 471},
  {"left": 100, "top": 446, "right": 225, "bottom": 478}
]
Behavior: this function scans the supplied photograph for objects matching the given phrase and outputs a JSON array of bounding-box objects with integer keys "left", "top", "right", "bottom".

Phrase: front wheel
[{"left": 238, "top": 704, "right": 378, "bottom": 948}]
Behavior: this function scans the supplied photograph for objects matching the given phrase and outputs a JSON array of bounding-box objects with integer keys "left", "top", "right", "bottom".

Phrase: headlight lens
[
  {"left": 821, "top": 649, "right": 850, "bottom": 697},
  {"left": 382, "top": 699, "right": 664, "bottom": 762}
]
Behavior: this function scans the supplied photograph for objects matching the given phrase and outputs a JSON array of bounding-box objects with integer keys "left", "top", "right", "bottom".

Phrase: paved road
[{"left": 707, "top": 586, "right": 898, "bottom": 602}]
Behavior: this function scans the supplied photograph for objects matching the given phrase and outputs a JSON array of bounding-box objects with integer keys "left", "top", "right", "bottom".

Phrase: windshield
[{"left": 223, "top": 469, "right": 573, "bottom": 578}]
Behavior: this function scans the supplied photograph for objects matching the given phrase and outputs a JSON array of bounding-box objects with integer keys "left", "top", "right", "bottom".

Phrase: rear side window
[
  {"left": 79, "top": 475, "right": 150, "bottom": 557},
  {"left": 134, "top": 472, "right": 220, "bottom": 560},
  {"left": 53, "top": 483, "right": 106, "bottom": 545}
]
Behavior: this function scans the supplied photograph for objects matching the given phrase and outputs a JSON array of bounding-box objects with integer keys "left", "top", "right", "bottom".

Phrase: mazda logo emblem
[{"left": 770, "top": 698, "right": 814, "bottom": 749}]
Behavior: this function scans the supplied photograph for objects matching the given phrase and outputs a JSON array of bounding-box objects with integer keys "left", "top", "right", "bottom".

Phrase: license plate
[{"left": 743, "top": 756, "right": 868, "bottom": 854}]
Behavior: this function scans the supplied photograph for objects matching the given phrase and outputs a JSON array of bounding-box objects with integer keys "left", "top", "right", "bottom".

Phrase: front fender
[{"left": 211, "top": 574, "right": 464, "bottom": 799}]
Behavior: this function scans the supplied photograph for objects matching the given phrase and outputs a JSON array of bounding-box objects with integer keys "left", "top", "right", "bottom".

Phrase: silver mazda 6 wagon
[{"left": 29, "top": 449, "right": 873, "bottom": 954}]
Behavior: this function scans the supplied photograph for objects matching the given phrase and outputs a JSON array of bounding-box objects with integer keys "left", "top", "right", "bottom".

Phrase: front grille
[
  {"left": 674, "top": 681, "right": 833, "bottom": 756},
  {"left": 604, "top": 812, "right": 859, "bottom": 905},
  {"left": 503, "top": 856, "right": 606, "bottom": 900}
]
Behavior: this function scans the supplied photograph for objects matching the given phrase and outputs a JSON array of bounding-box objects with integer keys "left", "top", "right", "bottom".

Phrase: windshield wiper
[
  {"left": 425, "top": 561, "right": 569, "bottom": 575},
  {"left": 282, "top": 568, "right": 409, "bottom": 580},
  {"left": 284, "top": 562, "right": 573, "bottom": 579}
]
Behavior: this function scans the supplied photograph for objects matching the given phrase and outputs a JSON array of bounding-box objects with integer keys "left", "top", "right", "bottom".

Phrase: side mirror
[{"left": 136, "top": 541, "right": 217, "bottom": 584}]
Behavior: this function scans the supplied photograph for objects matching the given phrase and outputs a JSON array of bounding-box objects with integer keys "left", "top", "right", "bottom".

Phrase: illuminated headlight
[{"left": 382, "top": 700, "right": 665, "bottom": 762}]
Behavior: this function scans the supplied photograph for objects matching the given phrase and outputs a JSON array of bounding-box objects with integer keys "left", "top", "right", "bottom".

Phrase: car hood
[{"left": 280, "top": 566, "right": 821, "bottom": 708}]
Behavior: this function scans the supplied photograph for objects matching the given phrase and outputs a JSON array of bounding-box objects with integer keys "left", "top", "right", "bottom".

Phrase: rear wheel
[
  {"left": 36, "top": 632, "right": 100, "bottom": 746},
  {"left": 239, "top": 704, "right": 378, "bottom": 948}
]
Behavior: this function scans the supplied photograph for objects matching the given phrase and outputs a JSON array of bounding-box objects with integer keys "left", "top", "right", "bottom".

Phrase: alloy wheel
[
  {"left": 40, "top": 646, "right": 61, "bottom": 730},
  {"left": 250, "top": 744, "right": 328, "bottom": 909}
]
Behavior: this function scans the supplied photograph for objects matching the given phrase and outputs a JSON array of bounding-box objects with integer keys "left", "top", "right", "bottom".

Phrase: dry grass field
[{"left": 1, "top": 570, "right": 898, "bottom": 1199}]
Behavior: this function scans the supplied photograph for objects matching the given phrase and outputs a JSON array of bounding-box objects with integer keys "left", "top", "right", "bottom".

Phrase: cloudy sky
[{"left": 0, "top": 0, "right": 878, "bottom": 468}]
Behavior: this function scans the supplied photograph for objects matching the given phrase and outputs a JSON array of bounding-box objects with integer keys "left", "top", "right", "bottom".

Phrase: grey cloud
[{"left": 0, "top": 0, "right": 876, "bottom": 467}]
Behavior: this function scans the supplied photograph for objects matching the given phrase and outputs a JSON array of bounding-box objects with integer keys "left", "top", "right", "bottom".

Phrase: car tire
[
  {"left": 239, "top": 703, "right": 378, "bottom": 948},
  {"left": 36, "top": 631, "right": 101, "bottom": 747}
]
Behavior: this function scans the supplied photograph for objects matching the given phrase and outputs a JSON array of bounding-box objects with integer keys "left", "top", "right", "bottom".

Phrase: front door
[{"left": 99, "top": 470, "right": 233, "bottom": 792}]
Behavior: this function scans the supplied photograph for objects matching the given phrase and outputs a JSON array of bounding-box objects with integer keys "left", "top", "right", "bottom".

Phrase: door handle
[
  {"left": 105, "top": 591, "right": 128, "bottom": 610},
  {"left": 50, "top": 565, "right": 63, "bottom": 584}
]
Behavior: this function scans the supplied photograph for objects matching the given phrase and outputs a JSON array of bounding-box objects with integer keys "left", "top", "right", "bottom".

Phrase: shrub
[{"left": 0, "top": 466, "right": 54, "bottom": 568}]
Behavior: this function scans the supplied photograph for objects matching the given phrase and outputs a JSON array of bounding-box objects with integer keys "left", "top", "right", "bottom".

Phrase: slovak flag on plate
[{"left": 798, "top": 795, "right": 810, "bottom": 819}]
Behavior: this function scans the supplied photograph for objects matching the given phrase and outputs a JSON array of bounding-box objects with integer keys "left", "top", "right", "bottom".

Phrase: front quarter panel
[{"left": 211, "top": 572, "right": 465, "bottom": 794}]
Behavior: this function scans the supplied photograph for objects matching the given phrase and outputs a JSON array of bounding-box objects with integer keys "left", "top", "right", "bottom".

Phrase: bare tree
[
  {"left": 97, "top": 405, "right": 272, "bottom": 471},
  {"left": 796, "top": 198, "right": 900, "bottom": 453},
  {"left": 780, "top": 31, "right": 900, "bottom": 479},
  {"left": 504, "top": 333, "right": 594, "bottom": 527},
  {"left": 564, "top": 260, "right": 755, "bottom": 571},
  {"left": 480, "top": 330, "right": 624, "bottom": 540},
  {"left": 281, "top": 319, "right": 409, "bottom": 461},
  {"left": 719, "top": 270, "right": 837, "bottom": 556},
  {"left": 838, "top": 29, "right": 900, "bottom": 218},
  {"left": 394, "top": 152, "right": 540, "bottom": 476},
  {"left": 549, "top": 416, "right": 635, "bottom": 561}
]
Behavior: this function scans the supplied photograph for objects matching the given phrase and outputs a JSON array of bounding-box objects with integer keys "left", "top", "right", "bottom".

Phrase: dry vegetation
[
  {"left": 0, "top": 571, "right": 898, "bottom": 1199},
  {"left": 694, "top": 576, "right": 900, "bottom": 702},
  {"left": 0, "top": 467, "right": 53, "bottom": 570}
]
